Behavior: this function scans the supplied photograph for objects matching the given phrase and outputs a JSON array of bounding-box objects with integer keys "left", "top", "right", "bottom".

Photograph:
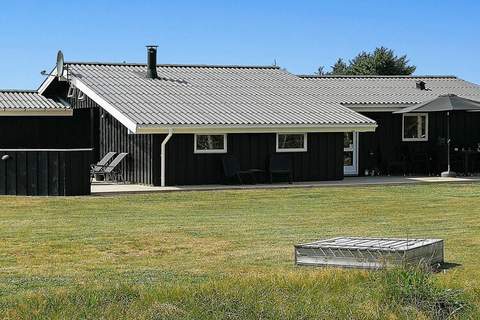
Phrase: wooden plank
[
  {"left": 0, "top": 152, "right": 6, "bottom": 195},
  {"left": 48, "top": 152, "right": 59, "bottom": 196},
  {"left": 38, "top": 152, "right": 49, "bottom": 196},
  {"left": 64, "top": 151, "right": 72, "bottom": 196},
  {"left": 16, "top": 151, "right": 27, "bottom": 195},
  {"left": 27, "top": 151, "right": 38, "bottom": 196},
  {"left": 6, "top": 152, "right": 16, "bottom": 195},
  {"left": 58, "top": 151, "right": 66, "bottom": 195},
  {"left": 71, "top": 152, "right": 81, "bottom": 195}
]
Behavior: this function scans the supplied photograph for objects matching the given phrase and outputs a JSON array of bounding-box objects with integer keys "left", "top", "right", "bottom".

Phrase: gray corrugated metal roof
[
  {"left": 0, "top": 90, "right": 68, "bottom": 109},
  {"left": 299, "top": 75, "right": 480, "bottom": 105},
  {"left": 66, "top": 63, "right": 376, "bottom": 127}
]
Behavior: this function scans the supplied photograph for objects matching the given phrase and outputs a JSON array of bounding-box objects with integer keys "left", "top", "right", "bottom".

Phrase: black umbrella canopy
[{"left": 394, "top": 94, "right": 480, "bottom": 114}]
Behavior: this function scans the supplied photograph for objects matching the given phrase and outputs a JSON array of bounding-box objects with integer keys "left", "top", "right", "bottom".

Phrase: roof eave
[
  {"left": 299, "top": 74, "right": 458, "bottom": 79},
  {"left": 346, "top": 103, "right": 417, "bottom": 112},
  {"left": 0, "top": 108, "right": 73, "bottom": 116},
  {"left": 134, "top": 123, "right": 377, "bottom": 134}
]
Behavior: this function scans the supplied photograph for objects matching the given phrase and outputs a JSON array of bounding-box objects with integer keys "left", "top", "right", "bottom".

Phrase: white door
[{"left": 344, "top": 132, "right": 358, "bottom": 175}]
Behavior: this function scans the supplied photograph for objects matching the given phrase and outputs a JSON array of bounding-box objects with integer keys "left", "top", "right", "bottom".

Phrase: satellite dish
[{"left": 56, "top": 50, "right": 64, "bottom": 78}]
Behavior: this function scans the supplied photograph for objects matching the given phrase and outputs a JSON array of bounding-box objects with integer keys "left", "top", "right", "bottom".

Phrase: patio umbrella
[{"left": 394, "top": 94, "right": 480, "bottom": 177}]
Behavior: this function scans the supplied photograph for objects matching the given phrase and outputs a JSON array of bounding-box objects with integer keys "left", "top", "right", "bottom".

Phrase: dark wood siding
[
  {"left": 0, "top": 149, "right": 91, "bottom": 196},
  {"left": 98, "top": 109, "right": 156, "bottom": 185},
  {"left": 64, "top": 91, "right": 155, "bottom": 185},
  {"left": 358, "top": 111, "right": 480, "bottom": 174},
  {"left": 43, "top": 79, "right": 100, "bottom": 160},
  {"left": 0, "top": 109, "right": 92, "bottom": 149},
  {"left": 164, "top": 133, "right": 343, "bottom": 186}
]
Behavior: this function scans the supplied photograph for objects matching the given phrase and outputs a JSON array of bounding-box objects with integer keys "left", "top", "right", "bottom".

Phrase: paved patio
[{"left": 91, "top": 175, "right": 480, "bottom": 195}]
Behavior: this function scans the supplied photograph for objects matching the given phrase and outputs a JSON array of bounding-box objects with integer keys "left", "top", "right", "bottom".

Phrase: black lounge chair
[
  {"left": 95, "top": 152, "right": 128, "bottom": 183},
  {"left": 91, "top": 152, "right": 116, "bottom": 179},
  {"left": 269, "top": 154, "right": 292, "bottom": 184},
  {"left": 222, "top": 155, "right": 260, "bottom": 184},
  {"left": 387, "top": 146, "right": 408, "bottom": 176},
  {"left": 409, "top": 151, "right": 432, "bottom": 175}
]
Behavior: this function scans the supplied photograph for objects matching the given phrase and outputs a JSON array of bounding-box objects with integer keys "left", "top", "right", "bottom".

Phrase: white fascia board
[
  {"left": 135, "top": 123, "right": 377, "bottom": 134},
  {"left": 70, "top": 77, "right": 138, "bottom": 133},
  {"left": 346, "top": 103, "right": 415, "bottom": 112},
  {"left": 0, "top": 148, "right": 92, "bottom": 152},
  {"left": 0, "top": 109, "right": 73, "bottom": 116},
  {"left": 37, "top": 68, "right": 57, "bottom": 94}
]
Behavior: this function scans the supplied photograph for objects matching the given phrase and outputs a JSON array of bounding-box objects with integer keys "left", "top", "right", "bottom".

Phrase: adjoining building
[
  {"left": 300, "top": 75, "right": 480, "bottom": 176},
  {"left": 0, "top": 90, "right": 92, "bottom": 195}
]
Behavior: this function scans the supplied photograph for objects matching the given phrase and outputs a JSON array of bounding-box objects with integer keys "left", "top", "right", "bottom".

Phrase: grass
[{"left": 0, "top": 183, "right": 479, "bottom": 319}]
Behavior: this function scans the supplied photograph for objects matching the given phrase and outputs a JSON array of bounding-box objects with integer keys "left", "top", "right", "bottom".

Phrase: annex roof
[
  {"left": 62, "top": 62, "right": 376, "bottom": 133},
  {"left": 0, "top": 90, "right": 71, "bottom": 115},
  {"left": 299, "top": 75, "right": 480, "bottom": 107}
]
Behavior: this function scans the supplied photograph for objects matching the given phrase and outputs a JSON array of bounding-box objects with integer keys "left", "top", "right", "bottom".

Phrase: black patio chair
[
  {"left": 222, "top": 155, "right": 256, "bottom": 184},
  {"left": 269, "top": 154, "right": 292, "bottom": 184},
  {"left": 95, "top": 152, "right": 128, "bottom": 183},
  {"left": 409, "top": 152, "right": 432, "bottom": 175},
  {"left": 450, "top": 149, "right": 464, "bottom": 174},
  {"left": 90, "top": 152, "right": 116, "bottom": 180},
  {"left": 386, "top": 153, "right": 408, "bottom": 176},
  {"left": 469, "top": 152, "right": 480, "bottom": 174}
]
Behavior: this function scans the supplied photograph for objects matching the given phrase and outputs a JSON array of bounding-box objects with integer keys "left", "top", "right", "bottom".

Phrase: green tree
[
  {"left": 320, "top": 47, "right": 416, "bottom": 75},
  {"left": 330, "top": 58, "right": 349, "bottom": 75}
]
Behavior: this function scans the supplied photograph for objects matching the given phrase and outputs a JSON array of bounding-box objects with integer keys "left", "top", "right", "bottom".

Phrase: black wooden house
[
  {"left": 37, "top": 47, "right": 377, "bottom": 186},
  {"left": 4, "top": 46, "right": 480, "bottom": 193}
]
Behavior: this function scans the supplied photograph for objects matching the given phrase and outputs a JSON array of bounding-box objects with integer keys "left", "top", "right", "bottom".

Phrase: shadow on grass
[{"left": 433, "top": 261, "right": 462, "bottom": 272}]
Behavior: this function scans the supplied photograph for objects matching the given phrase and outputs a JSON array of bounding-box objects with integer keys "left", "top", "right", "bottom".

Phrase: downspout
[{"left": 160, "top": 129, "right": 173, "bottom": 187}]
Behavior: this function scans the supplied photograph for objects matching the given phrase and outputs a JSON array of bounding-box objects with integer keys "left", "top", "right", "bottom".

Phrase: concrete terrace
[{"left": 91, "top": 175, "right": 480, "bottom": 195}]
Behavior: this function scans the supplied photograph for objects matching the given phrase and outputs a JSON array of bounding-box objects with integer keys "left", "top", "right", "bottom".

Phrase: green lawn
[{"left": 0, "top": 183, "right": 479, "bottom": 319}]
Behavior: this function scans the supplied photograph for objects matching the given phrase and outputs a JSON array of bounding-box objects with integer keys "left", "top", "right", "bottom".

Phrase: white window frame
[
  {"left": 194, "top": 134, "right": 227, "bottom": 154},
  {"left": 276, "top": 133, "right": 308, "bottom": 152},
  {"left": 402, "top": 113, "right": 428, "bottom": 142},
  {"left": 66, "top": 85, "right": 75, "bottom": 98}
]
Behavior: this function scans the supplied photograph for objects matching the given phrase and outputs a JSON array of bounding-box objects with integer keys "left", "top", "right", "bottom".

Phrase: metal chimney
[{"left": 146, "top": 45, "right": 158, "bottom": 79}]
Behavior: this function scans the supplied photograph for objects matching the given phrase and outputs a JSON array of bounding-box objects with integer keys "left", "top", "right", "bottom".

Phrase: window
[
  {"left": 402, "top": 113, "right": 428, "bottom": 141},
  {"left": 276, "top": 133, "right": 307, "bottom": 152},
  {"left": 194, "top": 134, "right": 227, "bottom": 153},
  {"left": 343, "top": 132, "right": 354, "bottom": 167},
  {"left": 66, "top": 85, "right": 75, "bottom": 98}
]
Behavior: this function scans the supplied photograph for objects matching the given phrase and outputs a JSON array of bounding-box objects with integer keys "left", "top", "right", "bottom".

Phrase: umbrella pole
[{"left": 441, "top": 111, "right": 457, "bottom": 177}]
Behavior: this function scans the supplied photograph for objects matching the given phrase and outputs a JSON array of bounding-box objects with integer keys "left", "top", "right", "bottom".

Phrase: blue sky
[{"left": 1, "top": 0, "right": 479, "bottom": 89}]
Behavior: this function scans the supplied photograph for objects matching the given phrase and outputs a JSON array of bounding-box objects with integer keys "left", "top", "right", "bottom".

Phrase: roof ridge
[
  {"left": 65, "top": 61, "right": 280, "bottom": 69},
  {"left": 299, "top": 75, "right": 458, "bottom": 79}
]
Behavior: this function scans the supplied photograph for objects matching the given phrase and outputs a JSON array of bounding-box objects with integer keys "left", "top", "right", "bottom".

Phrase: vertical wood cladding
[
  {"left": 91, "top": 98, "right": 344, "bottom": 186},
  {"left": 98, "top": 108, "right": 155, "bottom": 185},
  {"left": 0, "top": 109, "right": 92, "bottom": 149},
  {"left": 358, "top": 111, "right": 480, "bottom": 174},
  {"left": 0, "top": 149, "right": 91, "bottom": 196},
  {"left": 164, "top": 133, "right": 343, "bottom": 186}
]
